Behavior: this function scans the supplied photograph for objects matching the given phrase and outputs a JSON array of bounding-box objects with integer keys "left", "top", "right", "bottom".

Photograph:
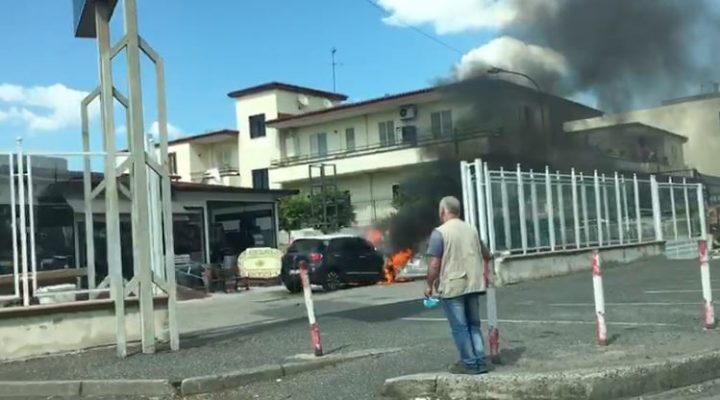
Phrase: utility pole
[{"left": 331, "top": 47, "right": 338, "bottom": 92}]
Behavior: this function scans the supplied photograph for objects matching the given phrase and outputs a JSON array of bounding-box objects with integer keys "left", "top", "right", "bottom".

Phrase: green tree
[{"left": 278, "top": 192, "right": 355, "bottom": 233}]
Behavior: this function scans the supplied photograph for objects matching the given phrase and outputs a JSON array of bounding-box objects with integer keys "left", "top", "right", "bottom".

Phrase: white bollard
[
  {"left": 592, "top": 251, "right": 608, "bottom": 346},
  {"left": 484, "top": 259, "right": 500, "bottom": 363},
  {"left": 699, "top": 240, "right": 716, "bottom": 330},
  {"left": 299, "top": 260, "right": 323, "bottom": 356}
]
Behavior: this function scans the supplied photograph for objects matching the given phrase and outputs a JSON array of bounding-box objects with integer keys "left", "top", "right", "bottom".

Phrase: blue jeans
[{"left": 441, "top": 292, "right": 486, "bottom": 369}]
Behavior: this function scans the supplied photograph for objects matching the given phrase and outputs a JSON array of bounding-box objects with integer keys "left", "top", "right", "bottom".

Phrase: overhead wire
[{"left": 361, "top": 0, "right": 464, "bottom": 55}]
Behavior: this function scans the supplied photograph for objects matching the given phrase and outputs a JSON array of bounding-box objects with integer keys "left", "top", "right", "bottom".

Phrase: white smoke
[{"left": 455, "top": 36, "right": 569, "bottom": 91}]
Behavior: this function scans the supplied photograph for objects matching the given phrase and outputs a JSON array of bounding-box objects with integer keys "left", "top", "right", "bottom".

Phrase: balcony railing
[
  {"left": 190, "top": 166, "right": 240, "bottom": 182},
  {"left": 271, "top": 128, "right": 499, "bottom": 168}
]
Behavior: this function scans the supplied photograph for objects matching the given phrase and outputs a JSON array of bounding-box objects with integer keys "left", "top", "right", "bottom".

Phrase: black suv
[{"left": 281, "top": 235, "right": 385, "bottom": 293}]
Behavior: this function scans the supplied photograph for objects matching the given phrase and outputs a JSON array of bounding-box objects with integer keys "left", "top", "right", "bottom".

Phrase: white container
[{"left": 35, "top": 284, "right": 77, "bottom": 304}]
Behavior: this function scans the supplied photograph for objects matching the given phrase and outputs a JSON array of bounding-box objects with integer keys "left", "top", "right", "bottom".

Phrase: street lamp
[{"left": 486, "top": 67, "right": 547, "bottom": 137}]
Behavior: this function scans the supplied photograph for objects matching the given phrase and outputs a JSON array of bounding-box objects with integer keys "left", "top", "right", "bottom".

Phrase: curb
[
  {"left": 0, "top": 347, "right": 401, "bottom": 398},
  {"left": 382, "top": 349, "right": 720, "bottom": 400},
  {"left": 180, "top": 347, "right": 401, "bottom": 396},
  {"left": 0, "top": 380, "right": 173, "bottom": 398}
]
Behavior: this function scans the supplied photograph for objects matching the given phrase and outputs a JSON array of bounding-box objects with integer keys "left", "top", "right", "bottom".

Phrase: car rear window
[{"left": 287, "top": 239, "right": 325, "bottom": 253}]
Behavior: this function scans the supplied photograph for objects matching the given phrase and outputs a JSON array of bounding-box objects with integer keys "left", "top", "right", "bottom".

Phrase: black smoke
[
  {"left": 480, "top": 0, "right": 720, "bottom": 110},
  {"left": 378, "top": 160, "right": 462, "bottom": 253}
]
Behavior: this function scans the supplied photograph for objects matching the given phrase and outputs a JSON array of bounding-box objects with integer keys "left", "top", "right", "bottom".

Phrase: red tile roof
[{"left": 227, "top": 82, "right": 348, "bottom": 101}]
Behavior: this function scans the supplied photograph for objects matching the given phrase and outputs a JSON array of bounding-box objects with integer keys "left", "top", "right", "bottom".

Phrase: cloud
[
  {"left": 0, "top": 83, "right": 96, "bottom": 132},
  {"left": 455, "top": 36, "right": 570, "bottom": 91},
  {"left": 148, "top": 121, "right": 182, "bottom": 139},
  {"left": 376, "top": 0, "right": 518, "bottom": 34}
]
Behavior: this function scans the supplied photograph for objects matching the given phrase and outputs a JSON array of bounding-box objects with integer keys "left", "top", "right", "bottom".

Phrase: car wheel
[
  {"left": 284, "top": 278, "right": 302, "bottom": 293},
  {"left": 322, "top": 271, "right": 343, "bottom": 291}
]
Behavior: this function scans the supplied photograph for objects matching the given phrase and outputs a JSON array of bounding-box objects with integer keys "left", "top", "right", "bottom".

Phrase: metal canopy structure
[{"left": 73, "top": 0, "right": 179, "bottom": 357}]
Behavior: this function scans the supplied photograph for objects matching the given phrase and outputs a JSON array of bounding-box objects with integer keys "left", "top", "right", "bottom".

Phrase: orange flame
[{"left": 384, "top": 249, "right": 413, "bottom": 283}]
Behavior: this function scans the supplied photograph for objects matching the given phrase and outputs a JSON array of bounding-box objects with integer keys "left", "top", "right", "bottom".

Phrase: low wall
[
  {"left": 0, "top": 298, "right": 168, "bottom": 362},
  {"left": 494, "top": 241, "right": 665, "bottom": 286}
]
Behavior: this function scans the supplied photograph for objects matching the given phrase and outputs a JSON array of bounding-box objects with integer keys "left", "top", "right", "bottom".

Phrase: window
[
  {"left": 167, "top": 152, "right": 177, "bottom": 175},
  {"left": 249, "top": 114, "right": 266, "bottom": 138},
  {"left": 352, "top": 238, "right": 374, "bottom": 253},
  {"left": 288, "top": 239, "right": 325, "bottom": 253},
  {"left": 520, "top": 106, "right": 533, "bottom": 129},
  {"left": 392, "top": 184, "right": 401, "bottom": 202},
  {"left": 252, "top": 168, "right": 269, "bottom": 189},
  {"left": 215, "top": 148, "right": 233, "bottom": 168},
  {"left": 431, "top": 110, "right": 453, "bottom": 138},
  {"left": 310, "top": 132, "right": 328, "bottom": 156},
  {"left": 345, "top": 128, "right": 356, "bottom": 151},
  {"left": 379, "top": 120, "right": 396, "bottom": 146}
]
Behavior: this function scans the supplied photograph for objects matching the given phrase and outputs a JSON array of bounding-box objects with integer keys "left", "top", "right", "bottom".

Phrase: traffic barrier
[
  {"left": 698, "top": 240, "right": 716, "bottom": 330},
  {"left": 592, "top": 251, "right": 608, "bottom": 346},
  {"left": 484, "top": 259, "right": 500, "bottom": 363},
  {"left": 298, "top": 260, "right": 323, "bottom": 356}
]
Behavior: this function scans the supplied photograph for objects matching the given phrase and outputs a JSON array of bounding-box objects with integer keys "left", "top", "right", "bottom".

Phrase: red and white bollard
[
  {"left": 484, "top": 259, "right": 500, "bottom": 363},
  {"left": 299, "top": 260, "right": 323, "bottom": 356},
  {"left": 698, "top": 240, "right": 715, "bottom": 330},
  {"left": 592, "top": 251, "right": 608, "bottom": 346}
]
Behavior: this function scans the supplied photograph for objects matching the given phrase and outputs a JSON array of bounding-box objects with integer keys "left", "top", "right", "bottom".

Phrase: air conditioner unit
[{"left": 399, "top": 105, "right": 417, "bottom": 120}]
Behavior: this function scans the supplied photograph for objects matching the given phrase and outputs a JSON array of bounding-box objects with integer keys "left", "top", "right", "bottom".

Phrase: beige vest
[{"left": 436, "top": 218, "right": 487, "bottom": 298}]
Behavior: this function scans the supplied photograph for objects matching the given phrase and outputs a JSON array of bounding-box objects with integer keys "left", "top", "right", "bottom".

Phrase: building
[
  {"left": 228, "top": 82, "right": 348, "bottom": 189},
  {"left": 170, "top": 78, "right": 690, "bottom": 227},
  {"left": 0, "top": 155, "right": 294, "bottom": 285},
  {"left": 564, "top": 91, "right": 720, "bottom": 176},
  {"left": 167, "top": 129, "right": 240, "bottom": 185}
]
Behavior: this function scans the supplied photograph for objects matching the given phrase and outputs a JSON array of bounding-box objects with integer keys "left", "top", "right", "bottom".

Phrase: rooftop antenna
[{"left": 331, "top": 47, "right": 339, "bottom": 92}]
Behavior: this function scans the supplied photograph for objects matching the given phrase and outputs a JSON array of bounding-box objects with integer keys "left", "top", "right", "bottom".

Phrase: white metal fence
[{"left": 461, "top": 159, "right": 707, "bottom": 256}]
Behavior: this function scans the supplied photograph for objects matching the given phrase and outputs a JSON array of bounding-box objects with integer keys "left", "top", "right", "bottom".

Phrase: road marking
[
  {"left": 644, "top": 289, "right": 719, "bottom": 294},
  {"left": 401, "top": 317, "right": 683, "bottom": 327},
  {"left": 549, "top": 302, "right": 699, "bottom": 307}
]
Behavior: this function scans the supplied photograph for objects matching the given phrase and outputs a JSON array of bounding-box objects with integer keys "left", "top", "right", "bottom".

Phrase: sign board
[
  {"left": 72, "top": 0, "right": 118, "bottom": 38},
  {"left": 238, "top": 248, "right": 282, "bottom": 279}
]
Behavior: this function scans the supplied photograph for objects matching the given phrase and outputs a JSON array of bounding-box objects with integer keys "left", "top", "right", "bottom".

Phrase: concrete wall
[
  {"left": 285, "top": 99, "right": 467, "bottom": 159},
  {"left": 235, "top": 90, "right": 343, "bottom": 189},
  {"left": 0, "top": 301, "right": 168, "bottom": 361},
  {"left": 494, "top": 241, "right": 664, "bottom": 286},
  {"left": 168, "top": 142, "right": 193, "bottom": 182},
  {"left": 235, "top": 92, "right": 281, "bottom": 188}
]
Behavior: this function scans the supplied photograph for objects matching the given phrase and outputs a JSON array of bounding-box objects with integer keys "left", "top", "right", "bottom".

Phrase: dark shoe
[{"left": 448, "top": 362, "right": 489, "bottom": 375}]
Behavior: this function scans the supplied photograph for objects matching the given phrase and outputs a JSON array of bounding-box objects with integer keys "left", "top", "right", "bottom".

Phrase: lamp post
[{"left": 486, "top": 67, "right": 547, "bottom": 139}]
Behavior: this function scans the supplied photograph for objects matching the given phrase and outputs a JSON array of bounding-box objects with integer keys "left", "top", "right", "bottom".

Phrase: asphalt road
[{"left": 3, "top": 255, "right": 719, "bottom": 400}]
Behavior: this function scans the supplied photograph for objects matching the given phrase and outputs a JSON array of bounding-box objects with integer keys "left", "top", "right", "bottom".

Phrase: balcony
[
  {"left": 190, "top": 165, "right": 240, "bottom": 186},
  {"left": 271, "top": 127, "right": 498, "bottom": 168},
  {"left": 269, "top": 128, "right": 498, "bottom": 185}
]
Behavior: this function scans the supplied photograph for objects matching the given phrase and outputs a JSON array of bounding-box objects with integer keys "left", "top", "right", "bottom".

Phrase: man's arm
[
  {"left": 426, "top": 256, "right": 441, "bottom": 291},
  {"left": 425, "top": 230, "right": 443, "bottom": 296},
  {"left": 480, "top": 240, "right": 492, "bottom": 261}
]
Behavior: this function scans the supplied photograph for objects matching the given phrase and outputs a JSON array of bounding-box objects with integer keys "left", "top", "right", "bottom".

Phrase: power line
[{"left": 362, "top": 0, "right": 464, "bottom": 55}]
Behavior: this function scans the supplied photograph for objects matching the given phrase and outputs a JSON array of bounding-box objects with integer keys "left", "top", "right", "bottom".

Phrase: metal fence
[{"left": 461, "top": 159, "right": 707, "bottom": 255}]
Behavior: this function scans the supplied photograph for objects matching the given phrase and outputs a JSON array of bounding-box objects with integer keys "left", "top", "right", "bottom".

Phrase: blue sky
[{"left": 0, "top": 0, "right": 495, "bottom": 154}]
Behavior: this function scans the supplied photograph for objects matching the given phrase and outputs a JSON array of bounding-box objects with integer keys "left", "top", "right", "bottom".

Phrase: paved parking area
[{"left": 0, "top": 255, "right": 718, "bottom": 400}]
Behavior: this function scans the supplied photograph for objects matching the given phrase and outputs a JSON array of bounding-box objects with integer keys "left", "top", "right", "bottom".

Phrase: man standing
[{"left": 425, "top": 196, "right": 492, "bottom": 374}]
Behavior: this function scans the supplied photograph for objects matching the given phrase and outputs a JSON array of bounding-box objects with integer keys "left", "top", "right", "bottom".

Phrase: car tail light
[{"left": 309, "top": 252, "right": 322, "bottom": 263}]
